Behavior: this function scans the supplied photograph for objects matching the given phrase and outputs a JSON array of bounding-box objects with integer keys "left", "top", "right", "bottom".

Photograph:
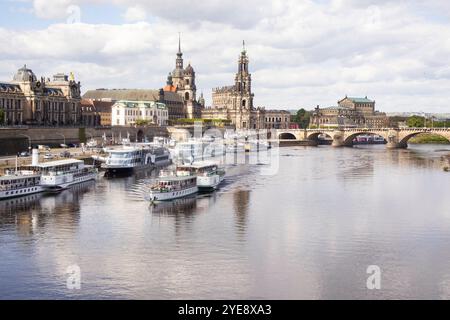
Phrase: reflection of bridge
[{"left": 276, "top": 128, "right": 450, "bottom": 148}]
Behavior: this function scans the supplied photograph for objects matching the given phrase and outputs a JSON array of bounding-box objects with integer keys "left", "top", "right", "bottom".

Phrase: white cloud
[
  {"left": 1, "top": 0, "right": 450, "bottom": 112},
  {"left": 123, "top": 5, "right": 147, "bottom": 22}
]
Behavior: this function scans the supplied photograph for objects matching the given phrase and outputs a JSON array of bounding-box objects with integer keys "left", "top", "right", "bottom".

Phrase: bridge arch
[
  {"left": 279, "top": 132, "right": 297, "bottom": 140},
  {"left": 343, "top": 132, "right": 387, "bottom": 147},
  {"left": 399, "top": 132, "right": 450, "bottom": 147},
  {"left": 307, "top": 132, "right": 333, "bottom": 141}
]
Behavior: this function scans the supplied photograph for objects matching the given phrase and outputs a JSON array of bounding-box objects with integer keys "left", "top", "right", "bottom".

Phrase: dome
[
  {"left": 13, "top": 64, "right": 37, "bottom": 82},
  {"left": 184, "top": 64, "right": 195, "bottom": 75}
]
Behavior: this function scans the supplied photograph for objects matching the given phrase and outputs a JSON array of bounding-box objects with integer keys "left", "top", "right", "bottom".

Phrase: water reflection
[
  {"left": 1, "top": 145, "right": 450, "bottom": 299},
  {"left": 0, "top": 181, "right": 94, "bottom": 238},
  {"left": 233, "top": 189, "right": 250, "bottom": 236}
]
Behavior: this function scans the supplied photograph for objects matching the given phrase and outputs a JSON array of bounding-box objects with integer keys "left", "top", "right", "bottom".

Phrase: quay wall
[{"left": 0, "top": 126, "right": 169, "bottom": 156}]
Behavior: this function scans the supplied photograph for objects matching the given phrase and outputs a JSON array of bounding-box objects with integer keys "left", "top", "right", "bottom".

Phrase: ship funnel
[{"left": 32, "top": 149, "right": 39, "bottom": 166}]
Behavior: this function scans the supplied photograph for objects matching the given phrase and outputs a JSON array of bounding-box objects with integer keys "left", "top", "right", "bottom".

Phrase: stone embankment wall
[{"left": 0, "top": 126, "right": 169, "bottom": 156}]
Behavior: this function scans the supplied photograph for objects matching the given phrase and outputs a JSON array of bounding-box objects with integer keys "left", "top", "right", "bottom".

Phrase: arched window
[
  {"left": 242, "top": 99, "right": 246, "bottom": 107},
  {"left": 185, "top": 92, "right": 190, "bottom": 101}
]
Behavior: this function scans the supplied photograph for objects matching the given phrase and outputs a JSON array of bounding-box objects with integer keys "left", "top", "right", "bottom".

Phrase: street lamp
[{"left": 56, "top": 133, "right": 66, "bottom": 146}]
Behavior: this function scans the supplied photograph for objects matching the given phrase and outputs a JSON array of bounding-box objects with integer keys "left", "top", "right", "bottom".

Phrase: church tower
[
  {"left": 172, "top": 34, "right": 185, "bottom": 89},
  {"left": 234, "top": 41, "right": 253, "bottom": 110}
]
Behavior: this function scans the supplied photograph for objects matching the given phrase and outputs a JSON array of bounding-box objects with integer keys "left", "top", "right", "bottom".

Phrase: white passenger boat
[
  {"left": 176, "top": 161, "right": 225, "bottom": 191},
  {"left": 146, "top": 170, "right": 198, "bottom": 202},
  {"left": 101, "top": 143, "right": 171, "bottom": 176},
  {"left": 29, "top": 159, "right": 97, "bottom": 191},
  {"left": 0, "top": 170, "right": 43, "bottom": 200}
]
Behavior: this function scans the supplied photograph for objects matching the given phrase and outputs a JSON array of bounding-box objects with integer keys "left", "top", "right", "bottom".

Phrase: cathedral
[
  {"left": 202, "top": 42, "right": 268, "bottom": 130},
  {"left": 163, "top": 36, "right": 204, "bottom": 119}
]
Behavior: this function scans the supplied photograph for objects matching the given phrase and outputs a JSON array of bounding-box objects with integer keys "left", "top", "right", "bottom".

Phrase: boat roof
[
  {"left": 28, "top": 159, "right": 83, "bottom": 168},
  {"left": 0, "top": 173, "right": 41, "bottom": 181},
  {"left": 177, "top": 161, "right": 218, "bottom": 169},
  {"left": 157, "top": 175, "right": 196, "bottom": 182}
]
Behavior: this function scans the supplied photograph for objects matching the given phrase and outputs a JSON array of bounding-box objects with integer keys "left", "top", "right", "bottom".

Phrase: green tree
[
  {"left": 293, "top": 108, "right": 311, "bottom": 128},
  {"left": 0, "top": 109, "right": 4, "bottom": 125},
  {"left": 407, "top": 116, "right": 425, "bottom": 128},
  {"left": 135, "top": 119, "right": 151, "bottom": 126}
]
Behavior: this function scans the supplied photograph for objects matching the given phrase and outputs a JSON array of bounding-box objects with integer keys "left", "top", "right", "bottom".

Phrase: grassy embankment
[{"left": 409, "top": 133, "right": 450, "bottom": 144}]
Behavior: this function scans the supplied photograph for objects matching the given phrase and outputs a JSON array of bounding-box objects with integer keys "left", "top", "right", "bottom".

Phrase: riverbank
[{"left": 409, "top": 133, "right": 450, "bottom": 144}]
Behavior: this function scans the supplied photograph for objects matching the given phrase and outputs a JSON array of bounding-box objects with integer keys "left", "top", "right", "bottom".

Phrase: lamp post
[{"left": 56, "top": 133, "right": 66, "bottom": 146}]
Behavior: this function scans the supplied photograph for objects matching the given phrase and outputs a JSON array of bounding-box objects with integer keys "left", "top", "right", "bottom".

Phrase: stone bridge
[{"left": 276, "top": 128, "right": 450, "bottom": 148}]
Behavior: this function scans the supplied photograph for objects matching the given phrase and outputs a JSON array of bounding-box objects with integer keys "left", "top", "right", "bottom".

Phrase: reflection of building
[
  {"left": 310, "top": 96, "right": 389, "bottom": 128},
  {"left": 202, "top": 43, "right": 290, "bottom": 130},
  {"left": 111, "top": 100, "right": 168, "bottom": 126},
  {"left": 0, "top": 65, "right": 82, "bottom": 125}
]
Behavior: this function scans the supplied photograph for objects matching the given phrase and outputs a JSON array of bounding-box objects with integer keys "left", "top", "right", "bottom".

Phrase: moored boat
[
  {"left": 101, "top": 143, "right": 171, "bottom": 176},
  {"left": 28, "top": 159, "right": 97, "bottom": 192},
  {"left": 0, "top": 170, "right": 43, "bottom": 200}
]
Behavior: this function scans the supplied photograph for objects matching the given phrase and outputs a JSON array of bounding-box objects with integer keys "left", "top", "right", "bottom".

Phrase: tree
[
  {"left": 406, "top": 116, "right": 425, "bottom": 128},
  {"left": 0, "top": 109, "right": 4, "bottom": 125},
  {"left": 135, "top": 119, "right": 151, "bottom": 126},
  {"left": 293, "top": 108, "right": 311, "bottom": 129}
]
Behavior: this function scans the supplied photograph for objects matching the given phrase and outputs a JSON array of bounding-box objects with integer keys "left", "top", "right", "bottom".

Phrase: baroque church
[
  {"left": 163, "top": 36, "right": 204, "bottom": 119},
  {"left": 202, "top": 42, "right": 275, "bottom": 130}
]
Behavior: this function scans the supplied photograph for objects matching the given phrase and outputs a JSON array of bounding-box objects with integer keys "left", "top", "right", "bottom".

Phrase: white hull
[
  {"left": 0, "top": 185, "right": 44, "bottom": 200},
  {"left": 197, "top": 174, "right": 225, "bottom": 191},
  {"left": 41, "top": 172, "right": 97, "bottom": 191},
  {"left": 147, "top": 186, "right": 198, "bottom": 202}
]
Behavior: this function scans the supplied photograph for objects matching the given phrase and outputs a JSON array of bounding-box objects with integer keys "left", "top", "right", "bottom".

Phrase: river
[{"left": 1, "top": 144, "right": 450, "bottom": 299}]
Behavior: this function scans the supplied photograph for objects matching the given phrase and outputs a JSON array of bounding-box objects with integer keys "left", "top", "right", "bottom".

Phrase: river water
[{"left": 1, "top": 144, "right": 450, "bottom": 299}]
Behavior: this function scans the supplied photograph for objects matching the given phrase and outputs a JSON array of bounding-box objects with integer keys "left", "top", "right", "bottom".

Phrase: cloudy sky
[{"left": 1, "top": 0, "right": 450, "bottom": 112}]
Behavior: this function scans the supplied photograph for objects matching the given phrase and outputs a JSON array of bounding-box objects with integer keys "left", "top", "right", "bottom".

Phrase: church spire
[{"left": 175, "top": 33, "right": 183, "bottom": 70}]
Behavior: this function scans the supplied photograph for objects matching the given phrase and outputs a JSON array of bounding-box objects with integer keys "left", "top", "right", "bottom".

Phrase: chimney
[{"left": 32, "top": 149, "right": 39, "bottom": 166}]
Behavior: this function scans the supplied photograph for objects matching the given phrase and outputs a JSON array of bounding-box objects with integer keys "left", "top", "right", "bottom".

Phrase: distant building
[
  {"left": 80, "top": 99, "right": 99, "bottom": 127},
  {"left": 80, "top": 99, "right": 114, "bottom": 127},
  {"left": 83, "top": 88, "right": 184, "bottom": 122},
  {"left": 0, "top": 65, "right": 81, "bottom": 126},
  {"left": 264, "top": 110, "right": 291, "bottom": 129},
  {"left": 310, "top": 96, "right": 389, "bottom": 128},
  {"left": 111, "top": 100, "right": 168, "bottom": 126},
  {"left": 203, "top": 42, "right": 288, "bottom": 130}
]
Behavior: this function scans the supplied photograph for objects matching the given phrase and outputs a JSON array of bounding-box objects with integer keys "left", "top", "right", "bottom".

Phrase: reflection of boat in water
[
  {"left": 0, "top": 192, "right": 42, "bottom": 211},
  {"left": 176, "top": 161, "right": 225, "bottom": 191},
  {"left": 101, "top": 143, "right": 171, "bottom": 177},
  {"left": 149, "top": 195, "right": 198, "bottom": 215},
  {"left": 145, "top": 170, "right": 198, "bottom": 202}
]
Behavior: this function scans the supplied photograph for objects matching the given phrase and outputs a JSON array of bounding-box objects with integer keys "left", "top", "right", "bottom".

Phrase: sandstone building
[
  {"left": 310, "top": 96, "right": 389, "bottom": 128},
  {"left": 0, "top": 65, "right": 81, "bottom": 126}
]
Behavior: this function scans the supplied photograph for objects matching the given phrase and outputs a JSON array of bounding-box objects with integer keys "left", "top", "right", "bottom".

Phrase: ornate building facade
[
  {"left": 202, "top": 43, "right": 290, "bottom": 130},
  {"left": 163, "top": 36, "right": 203, "bottom": 119},
  {"left": 310, "top": 96, "right": 389, "bottom": 128},
  {"left": 0, "top": 65, "right": 82, "bottom": 126}
]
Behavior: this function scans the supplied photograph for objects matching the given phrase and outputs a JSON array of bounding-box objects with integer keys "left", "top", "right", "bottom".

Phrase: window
[{"left": 185, "top": 92, "right": 190, "bottom": 100}]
